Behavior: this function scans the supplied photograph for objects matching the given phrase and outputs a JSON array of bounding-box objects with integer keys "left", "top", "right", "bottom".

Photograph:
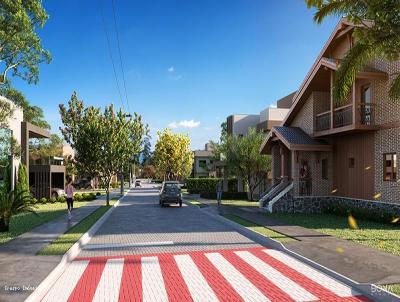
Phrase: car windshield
[{"left": 164, "top": 183, "right": 179, "bottom": 190}]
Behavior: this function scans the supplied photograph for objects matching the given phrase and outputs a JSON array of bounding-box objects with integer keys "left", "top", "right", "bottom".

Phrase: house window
[
  {"left": 321, "top": 158, "right": 328, "bottom": 180},
  {"left": 349, "top": 158, "right": 355, "bottom": 168},
  {"left": 384, "top": 153, "right": 397, "bottom": 181},
  {"left": 199, "top": 160, "right": 207, "bottom": 169}
]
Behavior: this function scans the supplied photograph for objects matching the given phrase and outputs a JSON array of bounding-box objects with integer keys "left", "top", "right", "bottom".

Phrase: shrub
[
  {"left": 322, "top": 201, "right": 399, "bottom": 225},
  {"left": 57, "top": 196, "right": 66, "bottom": 203},
  {"left": 49, "top": 197, "right": 57, "bottom": 203},
  {"left": 96, "top": 192, "right": 101, "bottom": 196},
  {"left": 90, "top": 193, "right": 97, "bottom": 200},
  {"left": 32, "top": 198, "right": 38, "bottom": 204},
  {"left": 41, "top": 197, "right": 47, "bottom": 204},
  {"left": 186, "top": 178, "right": 239, "bottom": 194},
  {"left": 74, "top": 193, "right": 82, "bottom": 201},
  {"left": 82, "top": 193, "right": 90, "bottom": 200},
  {"left": 200, "top": 191, "right": 249, "bottom": 200}
]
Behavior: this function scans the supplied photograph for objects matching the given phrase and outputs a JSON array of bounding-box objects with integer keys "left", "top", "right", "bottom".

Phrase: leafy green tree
[
  {"left": 306, "top": 0, "right": 400, "bottom": 103},
  {"left": 140, "top": 135, "right": 152, "bottom": 165},
  {"left": 215, "top": 128, "right": 271, "bottom": 200},
  {"left": 59, "top": 92, "right": 146, "bottom": 205},
  {"left": 0, "top": 87, "right": 50, "bottom": 129},
  {"left": 153, "top": 129, "right": 194, "bottom": 180},
  {"left": 0, "top": 99, "right": 12, "bottom": 127},
  {"left": 30, "top": 134, "right": 63, "bottom": 161},
  {"left": 15, "top": 163, "right": 29, "bottom": 198},
  {"left": 0, "top": 0, "right": 51, "bottom": 86}
]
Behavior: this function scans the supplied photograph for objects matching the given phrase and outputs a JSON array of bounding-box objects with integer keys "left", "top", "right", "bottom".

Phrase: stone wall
[{"left": 271, "top": 192, "right": 400, "bottom": 216}]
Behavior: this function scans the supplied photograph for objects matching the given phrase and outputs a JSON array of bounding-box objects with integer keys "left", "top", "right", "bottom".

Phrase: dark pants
[{"left": 67, "top": 198, "right": 74, "bottom": 211}]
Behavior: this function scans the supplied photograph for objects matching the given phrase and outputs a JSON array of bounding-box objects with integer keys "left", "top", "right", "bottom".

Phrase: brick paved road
[{"left": 38, "top": 184, "right": 372, "bottom": 302}]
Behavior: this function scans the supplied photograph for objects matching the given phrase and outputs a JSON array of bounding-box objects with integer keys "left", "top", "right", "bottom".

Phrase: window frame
[{"left": 383, "top": 153, "right": 397, "bottom": 182}]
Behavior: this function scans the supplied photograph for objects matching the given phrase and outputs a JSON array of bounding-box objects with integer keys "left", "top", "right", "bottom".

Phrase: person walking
[
  {"left": 66, "top": 176, "right": 74, "bottom": 220},
  {"left": 216, "top": 179, "right": 223, "bottom": 206}
]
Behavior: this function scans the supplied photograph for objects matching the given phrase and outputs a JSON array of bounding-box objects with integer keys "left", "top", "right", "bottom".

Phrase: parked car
[
  {"left": 159, "top": 181, "right": 182, "bottom": 207},
  {"left": 135, "top": 180, "right": 142, "bottom": 187},
  {"left": 73, "top": 178, "right": 92, "bottom": 190},
  {"left": 51, "top": 187, "right": 65, "bottom": 198}
]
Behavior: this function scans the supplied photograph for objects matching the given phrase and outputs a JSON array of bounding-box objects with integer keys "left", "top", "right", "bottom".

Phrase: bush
[
  {"left": 74, "top": 193, "right": 82, "bottom": 201},
  {"left": 200, "top": 191, "right": 249, "bottom": 200},
  {"left": 186, "top": 178, "right": 239, "bottom": 194},
  {"left": 322, "top": 202, "right": 398, "bottom": 225},
  {"left": 57, "top": 196, "right": 66, "bottom": 203},
  {"left": 41, "top": 197, "right": 47, "bottom": 204},
  {"left": 82, "top": 193, "right": 90, "bottom": 200},
  {"left": 96, "top": 192, "right": 101, "bottom": 196},
  {"left": 49, "top": 197, "right": 57, "bottom": 203},
  {"left": 32, "top": 198, "right": 38, "bottom": 204}
]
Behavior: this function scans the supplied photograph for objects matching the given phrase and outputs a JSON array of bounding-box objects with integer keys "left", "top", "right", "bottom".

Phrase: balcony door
[{"left": 361, "top": 85, "right": 372, "bottom": 125}]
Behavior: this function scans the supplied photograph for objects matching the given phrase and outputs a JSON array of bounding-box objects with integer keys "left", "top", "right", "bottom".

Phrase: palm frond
[
  {"left": 333, "top": 42, "right": 378, "bottom": 106},
  {"left": 306, "top": 0, "right": 367, "bottom": 24},
  {"left": 389, "top": 74, "right": 400, "bottom": 102}
]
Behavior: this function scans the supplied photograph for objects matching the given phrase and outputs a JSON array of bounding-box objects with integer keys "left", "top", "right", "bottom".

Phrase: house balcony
[{"left": 314, "top": 102, "right": 378, "bottom": 137}]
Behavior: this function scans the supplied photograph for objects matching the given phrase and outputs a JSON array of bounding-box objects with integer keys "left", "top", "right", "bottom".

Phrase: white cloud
[
  {"left": 168, "top": 66, "right": 175, "bottom": 73},
  {"left": 270, "top": 104, "right": 277, "bottom": 108},
  {"left": 168, "top": 119, "right": 200, "bottom": 129}
]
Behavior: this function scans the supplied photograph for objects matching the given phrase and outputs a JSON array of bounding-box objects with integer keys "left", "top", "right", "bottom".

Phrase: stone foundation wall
[{"left": 272, "top": 192, "right": 400, "bottom": 216}]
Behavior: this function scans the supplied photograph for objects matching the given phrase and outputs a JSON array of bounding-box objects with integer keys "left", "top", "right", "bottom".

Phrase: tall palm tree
[{"left": 306, "top": 0, "right": 400, "bottom": 105}]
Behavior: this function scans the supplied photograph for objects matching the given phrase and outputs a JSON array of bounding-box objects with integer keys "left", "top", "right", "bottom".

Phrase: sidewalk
[
  {"left": 190, "top": 196, "right": 400, "bottom": 285},
  {"left": 0, "top": 194, "right": 114, "bottom": 302}
]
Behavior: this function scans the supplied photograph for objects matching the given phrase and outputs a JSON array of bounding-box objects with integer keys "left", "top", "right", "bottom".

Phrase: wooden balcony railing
[
  {"left": 315, "top": 102, "right": 376, "bottom": 132},
  {"left": 333, "top": 104, "right": 353, "bottom": 128},
  {"left": 315, "top": 111, "right": 331, "bottom": 131},
  {"left": 359, "top": 102, "right": 375, "bottom": 126}
]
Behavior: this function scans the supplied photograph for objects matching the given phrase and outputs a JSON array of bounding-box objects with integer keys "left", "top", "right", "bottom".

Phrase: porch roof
[{"left": 260, "top": 126, "right": 332, "bottom": 154}]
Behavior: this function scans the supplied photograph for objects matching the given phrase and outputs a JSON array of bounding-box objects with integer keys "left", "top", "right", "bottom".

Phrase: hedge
[
  {"left": 322, "top": 202, "right": 399, "bottom": 225},
  {"left": 200, "top": 191, "right": 248, "bottom": 200},
  {"left": 186, "top": 178, "right": 239, "bottom": 194}
]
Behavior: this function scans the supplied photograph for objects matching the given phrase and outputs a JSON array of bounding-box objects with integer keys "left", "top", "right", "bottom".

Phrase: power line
[
  {"left": 98, "top": 0, "right": 125, "bottom": 111},
  {"left": 111, "top": 0, "right": 131, "bottom": 113}
]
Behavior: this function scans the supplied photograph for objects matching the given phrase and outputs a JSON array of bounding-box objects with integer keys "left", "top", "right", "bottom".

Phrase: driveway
[{"left": 37, "top": 184, "right": 372, "bottom": 302}]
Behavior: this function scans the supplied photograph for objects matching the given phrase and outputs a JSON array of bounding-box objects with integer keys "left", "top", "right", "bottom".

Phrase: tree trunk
[
  {"left": 0, "top": 217, "right": 9, "bottom": 232},
  {"left": 120, "top": 174, "right": 124, "bottom": 195},
  {"left": 106, "top": 179, "right": 111, "bottom": 206}
]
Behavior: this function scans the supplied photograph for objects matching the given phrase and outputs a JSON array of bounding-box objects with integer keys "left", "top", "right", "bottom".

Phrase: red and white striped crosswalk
[{"left": 41, "top": 248, "right": 371, "bottom": 302}]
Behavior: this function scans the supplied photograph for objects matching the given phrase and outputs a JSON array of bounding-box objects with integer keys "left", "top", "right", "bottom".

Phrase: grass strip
[
  {"left": 38, "top": 202, "right": 115, "bottom": 255},
  {"left": 267, "top": 213, "right": 400, "bottom": 256},
  {"left": 0, "top": 202, "right": 89, "bottom": 245},
  {"left": 221, "top": 200, "right": 259, "bottom": 207},
  {"left": 378, "top": 284, "right": 400, "bottom": 296},
  {"left": 187, "top": 199, "right": 208, "bottom": 208},
  {"left": 223, "top": 214, "right": 296, "bottom": 243}
]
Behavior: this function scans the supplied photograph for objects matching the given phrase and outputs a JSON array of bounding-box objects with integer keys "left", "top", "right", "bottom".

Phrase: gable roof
[{"left": 260, "top": 126, "right": 331, "bottom": 154}]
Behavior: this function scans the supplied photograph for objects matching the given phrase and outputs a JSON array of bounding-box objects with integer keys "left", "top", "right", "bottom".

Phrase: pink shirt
[{"left": 66, "top": 183, "right": 74, "bottom": 198}]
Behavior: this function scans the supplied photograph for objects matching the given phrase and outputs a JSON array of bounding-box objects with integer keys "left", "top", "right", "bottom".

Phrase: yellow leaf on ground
[
  {"left": 336, "top": 247, "right": 344, "bottom": 254},
  {"left": 348, "top": 215, "right": 359, "bottom": 229}
]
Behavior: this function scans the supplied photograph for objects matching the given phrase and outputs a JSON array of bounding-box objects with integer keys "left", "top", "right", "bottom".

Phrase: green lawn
[
  {"left": 186, "top": 199, "right": 208, "bottom": 208},
  {"left": 221, "top": 200, "right": 259, "bottom": 207},
  {"left": 38, "top": 201, "right": 116, "bottom": 255},
  {"left": 268, "top": 213, "right": 400, "bottom": 256},
  {"left": 223, "top": 214, "right": 296, "bottom": 243},
  {"left": 0, "top": 201, "right": 88, "bottom": 245},
  {"left": 379, "top": 284, "right": 400, "bottom": 296}
]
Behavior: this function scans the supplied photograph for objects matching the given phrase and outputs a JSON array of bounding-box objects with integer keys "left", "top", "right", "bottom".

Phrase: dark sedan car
[{"left": 159, "top": 181, "right": 182, "bottom": 207}]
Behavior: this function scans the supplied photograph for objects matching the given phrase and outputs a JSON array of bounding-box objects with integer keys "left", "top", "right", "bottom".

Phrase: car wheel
[
  {"left": 51, "top": 192, "right": 58, "bottom": 198},
  {"left": 179, "top": 200, "right": 182, "bottom": 207}
]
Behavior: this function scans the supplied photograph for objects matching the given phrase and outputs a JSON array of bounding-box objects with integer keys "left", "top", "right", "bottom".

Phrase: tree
[
  {"left": 215, "top": 128, "right": 271, "bottom": 200},
  {"left": 0, "top": 0, "right": 51, "bottom": 86},
  {"left": 140, "top": 135, "right": 152, "bottom": 165},
  {"left": 306, "top": 0, "right": 400, "bottom": 104},
  {"left": 153, "top": 129, "right": 194, "bottom": 180},
  {"left": 220, "top": 121, "right": 228, "bottom": 143},
  {"left": 15, "top": 163, "right": 29, "bottom": 198},
  {"left": 30, "top": 134, "right": 63, "bottom": 161},
  {"left": 0, "top": 189, "right": 34, "bottom": 232},
  {"left": 0, "top": 87, "right": 50, "bottom": 129},
  {"left": 141, "top": 165, "right": 156, "bottom": 179},
  {"left": 59, "top": 92, "right": 146, "bottom": 205},
  {"left": 0, "top": 99, "right": 12, "bottom": 127}
]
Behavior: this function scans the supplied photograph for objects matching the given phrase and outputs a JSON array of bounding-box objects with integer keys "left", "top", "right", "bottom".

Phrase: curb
[
  {"left": 200, "top": 208, "right": 400, "bottom": 302},
  {"left": 25, "top": 190, "right": 129, "bottom": 302}
]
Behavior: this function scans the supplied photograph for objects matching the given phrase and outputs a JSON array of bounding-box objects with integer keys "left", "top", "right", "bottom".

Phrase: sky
[{"left": 12, "top": 0, "right": 339, "bottom": 150}]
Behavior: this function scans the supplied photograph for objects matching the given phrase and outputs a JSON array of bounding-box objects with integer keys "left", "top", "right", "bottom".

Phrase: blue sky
[{"left": 12, "top": 0, "right": 339, "bottom": 150}]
